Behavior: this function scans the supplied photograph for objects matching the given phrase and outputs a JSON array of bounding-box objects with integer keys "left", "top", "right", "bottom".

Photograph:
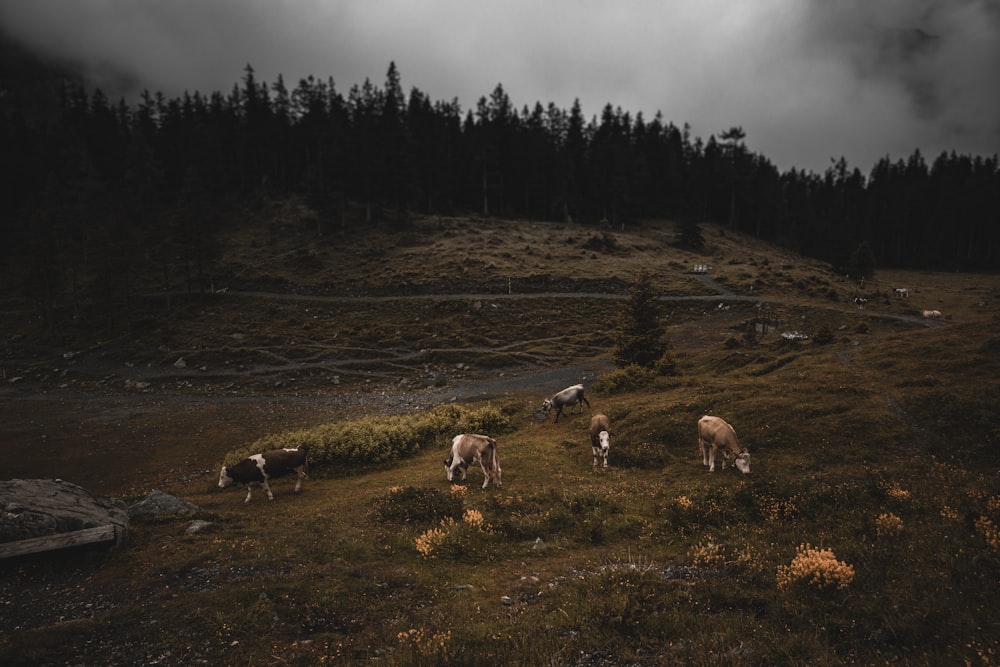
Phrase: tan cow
[
  {"left": 698, "top": 415, "right": 750, "bottom": 474},
  {"left": 588, "top": 413, "right": 611, "bottom": 468},
  {"left": 444, "top": 434, "right": 502, "bottom": 489}
]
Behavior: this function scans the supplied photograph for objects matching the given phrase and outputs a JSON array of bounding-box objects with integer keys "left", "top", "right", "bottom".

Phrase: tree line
[{"left": 2, "top": 60, "right": 999, "bottom": 306}]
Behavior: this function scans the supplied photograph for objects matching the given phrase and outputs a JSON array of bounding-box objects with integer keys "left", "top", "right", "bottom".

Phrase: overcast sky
[{"left": 2, "top": 0, "right": 998, "bottom": 174}]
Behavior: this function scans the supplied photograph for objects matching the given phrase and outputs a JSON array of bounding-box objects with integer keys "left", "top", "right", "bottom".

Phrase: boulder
[
  {"left": 0, "top": 478, "right": 130, "bottom": 547},
  {"left": 128, "top": 490, "right": 201, "bottom": 518}
]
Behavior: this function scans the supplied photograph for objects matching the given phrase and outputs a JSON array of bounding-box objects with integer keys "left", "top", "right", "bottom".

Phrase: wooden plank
[{"left": 0, "top": 525, "right": 117, "bottom": 559}]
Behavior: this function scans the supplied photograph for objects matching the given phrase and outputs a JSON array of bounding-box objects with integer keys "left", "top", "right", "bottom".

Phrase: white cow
[
  {"left": 444, "top": 434, "right": 502, "bottom": 489},
  {"left": 698, "top": 415, "right": 750, "bottom": 474},
  {"left": 922, "top": 309, "right": 942, "bottom": 319},
  {"left": 540, "top": 384, "right": 591, "bottom": 423},
  {"left": 894, "top": 288, "right": 910, "bottom": 298},
  {"left": 588, "top": 413, "right": 611, "bottom": 468}
]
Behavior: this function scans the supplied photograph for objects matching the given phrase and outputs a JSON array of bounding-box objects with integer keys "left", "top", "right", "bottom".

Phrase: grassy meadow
[{"left": 2, "top": 211, "right": 1000, "bottom": 666}]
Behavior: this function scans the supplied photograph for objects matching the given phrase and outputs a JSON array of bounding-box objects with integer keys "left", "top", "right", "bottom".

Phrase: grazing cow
[
  {"left": 588, "top": 413, "right": 611, "bottom": 468},
  {"left": 540, "top": 384, "right": 591, "bottom": 423},
  {"left": 444, "top": 434, "right": 502, "bottom": 489},
  {"left": 698, "top": 415, "right": 751, "bottom": 474},
  {"left": 853, "top": 297, "right": 868, "bottom": 309},
  {"left": 922, "top": 309, "right": 942, "bottom": 319},
  {"left": 219, "top": 445, "right": 309, "bottom": 502},
  {"left": 894, "top": 288, "right": 910, "bottom": 298}
]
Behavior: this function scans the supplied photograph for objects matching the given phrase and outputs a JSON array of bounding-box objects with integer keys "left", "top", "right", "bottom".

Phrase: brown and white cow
[
  {"left": 539, "top": 384, "right": 591, "bottom": 423},
  {"left": 444, "top": 434, "right": 502, "bottom": 489},
  {"left": 218, "top": 445, "right": 309, "bottom": 502},
  {"left": 698, "top": 415, "right": 750, "bottom": 474},
  {"left": 588, "top": 413, "right": 611, "bottom": 468}
]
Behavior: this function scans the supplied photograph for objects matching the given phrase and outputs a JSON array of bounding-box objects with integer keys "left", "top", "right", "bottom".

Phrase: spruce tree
[{"left": 613, "top": 273, "right": 669, "bottom": 369}]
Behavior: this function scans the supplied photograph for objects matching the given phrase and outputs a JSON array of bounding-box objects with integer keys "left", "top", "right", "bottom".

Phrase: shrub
[
  {"left": 875, "top": 512, "right": 904, "bottom": 537},
  {"left": 371, "top": 486, "right": 464, "bottom": 526},
  {"left": 776, "top": 543, "right": 855, "bottom": 591},
  {"left": 812, "top": 326, "right": 836, "bottom": 345},
  {"left": 592, "top": 364, "right": 654, "bottom": 394},
  {"left": 414, "top": 511, "right": 493, "bottom": 560},
  {"left": 226, "top": 403, "right": 510, "bottom": 471}
]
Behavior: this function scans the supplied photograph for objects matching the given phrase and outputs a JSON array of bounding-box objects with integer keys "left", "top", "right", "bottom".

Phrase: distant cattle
[
  {"left": 698, "top": 415, "right": 750, "bottom": 474},
  {"left": 588, "top": 413, "right": 611, "bottom": 468},
  {"left": 922, "top": 309, "right": 942, "bottom": 319},
  {"left": 218, "top": 445, "right": 309, "bottom": 502},
  {"left": 894, "top": 288, "right": 910, "bottom": 298},
  {"left": 853, "top": 297, "right": 868, "bottom": 309},
  {"left": 445, "top": 434, "right": 502, "bottom": 489},
  {"left": 539, "top": 384, "right": 591, "bottom": 423}
]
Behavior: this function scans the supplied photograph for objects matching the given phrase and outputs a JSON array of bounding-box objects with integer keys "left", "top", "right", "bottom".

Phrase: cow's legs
[
  {"left": 699, "top": 438, "right": 708, "bottom": 466},
  {"left": 578, "top": 397, "right": 591, "bottom": 414},
  {"left": 592, "top": 447, "right": 600, "bottom": 467},
  {"left": 244, "top": 485, "right": 254, "bottom": 503},
  {"left": 262, "top": 479, "right": 275, "bottom": 500},
  {"left": 294, "top": 466, "right": 307, "bottom": 493}
]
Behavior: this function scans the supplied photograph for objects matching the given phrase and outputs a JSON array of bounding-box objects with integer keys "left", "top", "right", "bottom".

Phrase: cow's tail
[{"left": 489, "top": 438, "right": 500, "bottom": 476}]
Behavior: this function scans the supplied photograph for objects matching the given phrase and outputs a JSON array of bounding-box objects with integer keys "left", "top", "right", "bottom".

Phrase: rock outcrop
[{"left": 0, "top": 479, "right": 130, "bottom": 547}]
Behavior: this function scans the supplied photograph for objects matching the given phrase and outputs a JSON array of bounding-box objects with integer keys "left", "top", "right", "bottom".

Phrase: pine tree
[
  {"left": 612, "top": 273, "right": 670, "bottom": 369},
  {"left": 847, "top": 240, "right": 877, "bottom": 279}
]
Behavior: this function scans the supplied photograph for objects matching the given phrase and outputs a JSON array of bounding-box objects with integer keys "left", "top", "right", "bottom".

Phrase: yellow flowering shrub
[
  {"left": 940, "top": 504, "right": 960, "bottom": 522},
  {"left": 880, "top": 481, "right": 911, "bottom": 502},
  {"left": 397, "top": 627, "right": 452, "bottom": 659},
  {"left": 463, "top": 508, "right": 485, "bottom": 530},
  {"left": 754, "top": 492, "right": 798, "bottom": 523},
  {"left": 689, "top": 538, "right": 724, "bottom": 567},
  {"left": 415, "top": 523, "right": 451, "bottom": 559},
  {"left": 415, "top": 510, "right": 491, "bottom": 559},
  {"left": 675, "top": 495, "right": 693, "bottom": 510},
  {"left": 776, "top": 543, "right": 855, "bottom": 591},
  {"left": 876, "top": 512, "right": 904, "bottom": 537},
  {"left": 976, "top": 516, "right": 1000, "bottom": 555}
]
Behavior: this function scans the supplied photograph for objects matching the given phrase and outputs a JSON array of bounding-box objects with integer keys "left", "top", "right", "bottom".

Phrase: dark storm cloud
[{"left": 1, "top": 0, "right": 997, "bottom": 173}]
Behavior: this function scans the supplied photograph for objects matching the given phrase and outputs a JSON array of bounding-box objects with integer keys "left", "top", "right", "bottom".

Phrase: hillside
[{"left": 2, "top": 208, "right": 1000, "bottom": 665}]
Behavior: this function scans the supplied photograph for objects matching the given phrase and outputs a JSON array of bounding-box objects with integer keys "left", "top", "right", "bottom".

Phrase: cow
[
  {"left": 698, "top": 415, "right": 750, "bottom": 474},
  {"left": 853, "top": 297, "right": 868, "bottom": 309},
  {"left": 444, "top": 434, "right": 502, "bottom": 489},
  {"left": 922, "top": 309, "right": 942, "bottom": 319},
  {"left": 588, "top": 413, "right": 611, "bottom": 468},
  {"left": 218, "top": 445, "right": 309, "bottom": 502},
  {"left": 894, "top": 288, "right": 910, "bottom": 298},
  {"left": 539, "top": 384, "right": 591, "bottom": 423}
]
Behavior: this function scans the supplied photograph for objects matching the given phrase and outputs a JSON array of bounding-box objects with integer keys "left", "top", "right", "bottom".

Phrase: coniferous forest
[{"left": 2, "top": 55, "right": 999, "bottom": 322}]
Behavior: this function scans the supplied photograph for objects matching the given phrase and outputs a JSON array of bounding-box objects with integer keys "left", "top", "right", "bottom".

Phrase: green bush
[
  {"left": 593, "top": 364, "right": 654, "bottom": 394},
  {"left": 225, "top": 403, "right": 510, "bottom": 471}
]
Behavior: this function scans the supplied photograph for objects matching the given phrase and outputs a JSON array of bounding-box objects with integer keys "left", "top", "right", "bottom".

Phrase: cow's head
[
  {"left": 540, "top": 399, "right": 553, "bottom": 413},
  {"left": 444, "top": 457, "right": 456, "bottom": 482},
  {"left": 734, "top": 452, "right": 751, "bottom": 474},
  {"left": 218, "top": 465, "right": 234, "bottom": 488},
  {"left": 598, "top": 430, "right": 610, "bottom": 456}
]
